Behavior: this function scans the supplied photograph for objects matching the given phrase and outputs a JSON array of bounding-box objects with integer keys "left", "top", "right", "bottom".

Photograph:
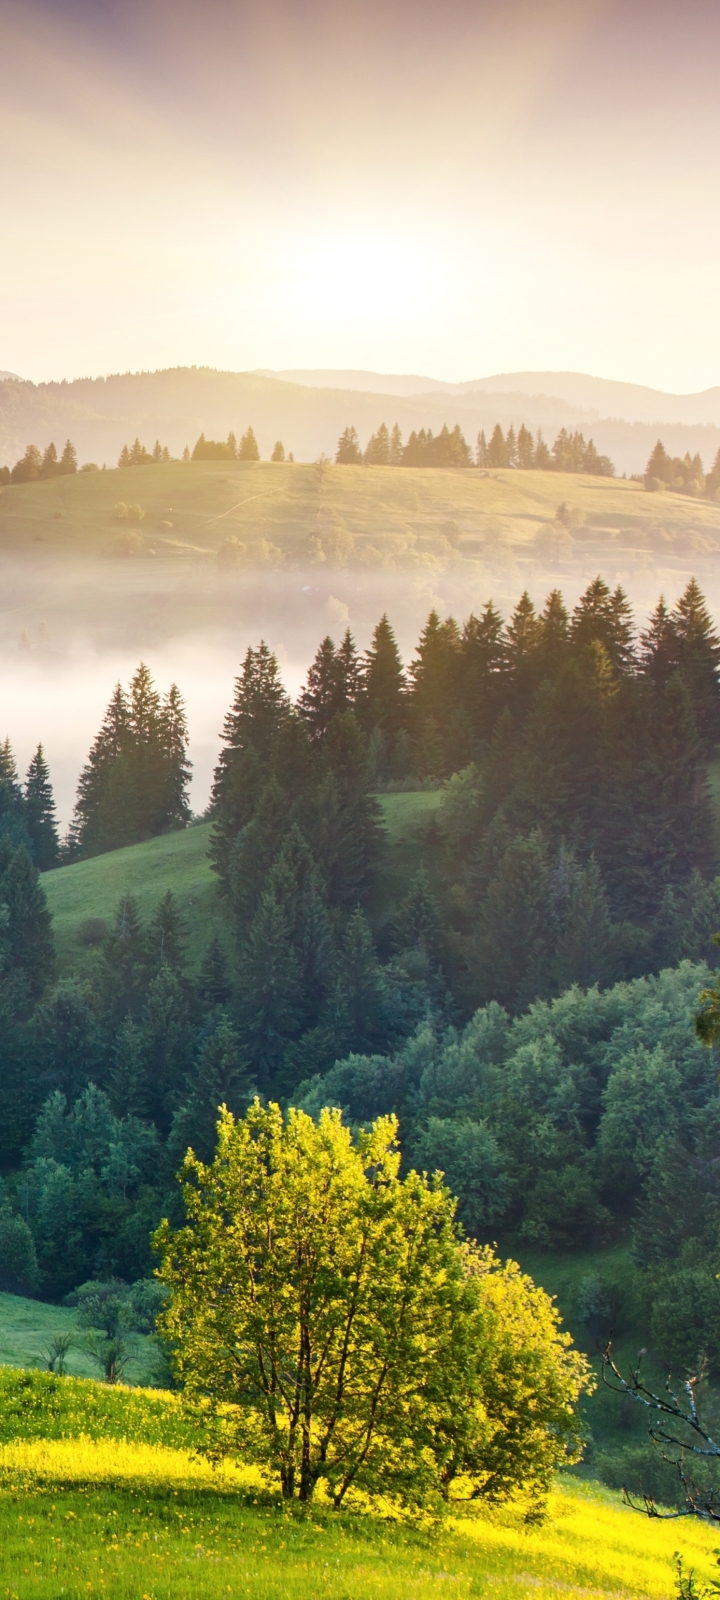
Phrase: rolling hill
[{"left": 3, "top": 363, "right": 720, "bottom": 475}]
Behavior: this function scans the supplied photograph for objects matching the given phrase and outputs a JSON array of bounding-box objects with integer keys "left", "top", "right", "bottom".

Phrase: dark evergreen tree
[
  {"left": 24, "top": 745, "right": 59, "bottom": 870},
  {"left": 487, "top": 424, "right": 509, "bottom": 468},
  {"left": 137, "top": 965, "right": 192, "bottom": 1132},
  {"left": 108, "top": 1018, "right": 145, "bottom": 1119},
  {"left": 168, "top": 1015, "right": 252, "bottom": 1165},
  {"left": 72, "top": 668, "right": 190, "bottom": 856},
  {"left": 570, "top": 577, "right": 636, "bottom": 675},
  {"left": 364, "top": 422, "right": 390, "bottom": 465},
  {"left": 331, "top": 907, "right": 387, "bottom": 1054},
  {"left": 504, "top": 592, "right": 542, "bottom": 707},
  {"left": 473, "top": 830, "right": 555, "bottom": 1012},
  {"left": 144, "top": 891, "right": 187, "bottom": 976},
  {"left": 516, "top": 424, "right": 535, "bottom": 469},
  {"left": 671, "top": 578, "right": 720, "bottom": 746},
  {"left": 392, "top": 869, "right": 446, "bottom": 971},
  {"left": 639, "top": 596, "right": 678, "bottom": 690},
  {"left": 239, "top": 427, "right": 260, "bottom": 460},
  {"left": 0, "top": 842, "right": 54, "bottom": 998},
  {"left": 309, "top": 712, "right": 383, "bottom": 908},
  {"left": 361, "top": 615, "right": 406, "bottom": 740},
  {"left": 335, "top": 426, "right": 362, "bottom": 464},
  {"left": 298, "top": 636, "right": 345, "bottom": 742},
  {"left": 237, "top": 883, "right": 303, "bottom": 1086},
  {"left": 210, "top": 642, "right": 291, "bottom": 882},
  {"left": 0, "top": 739, "right": 30, "bottom": 852},
  {"left": 459, "top": 603, "right": 507, "bottom": 749},
  {"left": 28, "top": 979, "right": 105, "bottom": 1101},
  {"left": 198, "top": 933, "right": 230, "bottom": 1007},
  {"left": 97, "top": 895, "right": 148, "bottom": 1024},
  {"left": 409, "top": 612, "right": 462, "bottom": 774},
  {"left": 40, "top": 443, "right": 58, "bottom": 479},
  {"left": 59, "top": 439, "right": 77, "bottom": 474}
]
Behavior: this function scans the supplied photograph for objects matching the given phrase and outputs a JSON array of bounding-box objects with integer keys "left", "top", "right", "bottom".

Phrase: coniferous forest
[{"left": 0, "top": 572, "right": 720, "bottom": 1393}]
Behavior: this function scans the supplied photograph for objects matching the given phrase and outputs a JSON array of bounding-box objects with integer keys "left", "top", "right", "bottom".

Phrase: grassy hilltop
[
  {"left": 3, "top": 456, "right": 720, "bottom": 568},
  {"left": 3, "top": 458, "right": 720, "bottom": 658}
]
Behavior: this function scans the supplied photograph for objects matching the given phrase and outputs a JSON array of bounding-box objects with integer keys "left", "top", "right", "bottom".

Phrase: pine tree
[
  {"left": 11, "top": 445, "right": 42, "bottom": 483},
  {"left": 336, "top": 628, "right": 362, "bottom": 707},
  {"left": 168, "top": 1015, "right": 252, "bottom": 1165},
  {"left": 535, "top": 590, "right": 569, "bottom": 678},
  {"left": 474, "top": 830, "right": 555, "bottom": 1011},
  {"left": 0, "top": 843, "right": 55, "bottom": 999},
  {"left": 40, "top": 443, "right": 58, "bottom": 479},
  {"left": 476, "top": 430, "right": 489, "bottom": 468},
  {"left": 24, "top": 746, "right": 59, "bottom": 870},
  {"left": 157, "top": 683, "right": 192, "bottom": 830},
  {"left": 570, "top": 577, "right": 636, "bottom": 674},
  {"left": 516, "top": 424, "right": 535, "bottom": 469},
  {"left": 363, "top": 423, "right": 390, "bottom": 466},
  {"left": 198, "top": 933, "right": 231, "bottom": 1006},
  {"left": 211, "top": 643, "right": 291, "bottom": 879},
  {"left": 59, "top": 440, "right": 77, "bottom": 474},
  {"left": 118, "top": 445, "right": 130, "bottom": 468},
  {"left": 361, "top": 615, "right": 406, "bottom": 739},
  {"left": 389, "top": 423, "right": 403, "bottom": 465},
  {"left": 72, "top": 683, "right": 131, "bottom": 855},
  {"left": 0, "top": 738, "right": 29, "bottom": 850},
  {"left": 335, "top": 426, "right": 362, "bottom": 465},
  {"left": 535, "top": 431, "right": 551, "bottom": 469},
  {"left": 227, "top": 777, "right": 292, "bottom": 933},
  {"left": 671, "top": 578, "right": 720, "bottom": 746},
  {"left": 72, "top": 667, "right": 190, "bottom": 855},
  {"left": 505, "top": 425, "right": 517, "bottom": 467},
  {"left": 552, "top": 849, "right": 612, "bottom": 990},
  {"left": 271, "top": 440, "right": 285, "bottom": 462},
  {"left": 239, "top": 427, "right": 259, "bottom": 461}
]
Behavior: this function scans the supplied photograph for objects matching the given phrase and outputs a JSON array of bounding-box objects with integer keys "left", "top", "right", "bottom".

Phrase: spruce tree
[
  {"left": 138, "top": 964, "right": 192, "bottom": 1132},
  {"left": 237, "top": 885, "right": 303, "bottom": 1085},
  {"left": 409, "top": 611, "right": 462, "bottom": 774},
  {"left": 145, "top": 891, "right": 188, "bottom": 976},
  {"left": 59, "top": 440, "right": 77, "bottom": 474},
  {"left": 298, "top": 636, "right": 345, "bottom": 741},
  {"left": 361, "top": 615, "right": 406, "bottom": 739},
  {"left": 516, "top": 424, "right": 535, "bottom": 469},
  {"left": 169, "top": 1015, "right": 253, "bottom": 1165},
  {"left": 389, "top": 423, "right": 403, "bottom": 466},
  {"left": 0, "top": 738, "right": 29, "bottom": 850},
  {"left": 271, "top": 440, "right": 285, "bottom": 462},
  {"left": 671, "top": 578, "right": 720, "bottom": 746},
  {"left": 0, "top": 843, "right": 54, "bottom": 999},
  {"left": 570, "top": 577, "right": 636, "bottom": 675},
  {"left": 331, "top": 907, "right": 387, "bottom": 1053},
  {"left": 199, "top": 932, "right": 231, "bottom": 1007},
  {"left": 310, "top": 712, "right": 383, "bottom": 907},
  {"left": 535, "top": 590, "right": 569, "bottom": 678},
  {"left": 363, "top": 423, "right": 390, "bottom": 466},
  {"left": 335, "top": 426, "right": 362, "bottom": 465},
  {"left": 393, "top": 870, "right": 446, "bottom": 970},
  {"left": 504, "top": 592, "right": 542, "bottom": 707},
  {"left": 459, "top": 603, "right": 507, "bottom": 748},
  {"left": 108, "top": 1018, "right": 145, "bottom": 1118},
  {"left": 40, "top": 443, "right": 58, "bottom": 479},
  {"left": 98, "top": 895, "right": 147, "bottom": 1023},
  {"left": 210, "top": 642, "right": 291, "bottom": 881},
  {"left": 239, "top": 427, "right": 260, "bottom": 461},
  {"left": 639, "top": 597, "right": 678, "bottom": 690},
  {"left": 25, "top": 746, "right": 59, "bottom": 870},
  {"left": 487, "top": 424, "right": 508, "bottom": 468}
]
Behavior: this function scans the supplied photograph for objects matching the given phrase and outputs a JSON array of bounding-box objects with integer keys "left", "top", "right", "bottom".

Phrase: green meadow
[
  {"left": 42, "top": 792, "right": 445, "bottom": 976},
  {"left": 0, "top": 1368, "right": 718, "bottom": 1600}
]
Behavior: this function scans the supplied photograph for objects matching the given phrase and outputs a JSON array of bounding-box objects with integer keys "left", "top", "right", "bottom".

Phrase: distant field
[
  {"left": 0, "top": 1293, "right": 157, "bottom": 1385},
  {"left": 2, "top": 457, "right": 719, "bottom": 574},
  {"left": 43, "top": 793, "right": 445, "bottom": 977}
]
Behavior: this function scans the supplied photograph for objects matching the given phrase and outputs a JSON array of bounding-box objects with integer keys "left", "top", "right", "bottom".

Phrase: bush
[
  {"left": 649, "top": 1267, "right": 720, "bottom": 1374},
  {"left": 0, "top": 1206, "right": 39, "bottom": 1293}
]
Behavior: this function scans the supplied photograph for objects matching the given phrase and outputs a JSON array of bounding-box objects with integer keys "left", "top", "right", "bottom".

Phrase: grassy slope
[
  {"left": 0, "top": 1367, "right": 717, "bottom": 1599},
  {"left": 2, "top": 457, "right": 720, "bottom": 570},
  {"left": 43, "top": 822, "right": 219, "bottom": 977},
  {"left": 0, "top": 1294, "right": 157, "bottom": 1385},
  {"left": 42, "top": 793, "right": 445, "bottom": 977}
]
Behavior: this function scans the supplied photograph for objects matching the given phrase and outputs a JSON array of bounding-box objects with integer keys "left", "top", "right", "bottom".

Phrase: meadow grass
[
  {"left": 0, "top": 1368, "right": 717, "bottom": 1598},
  {"left": 0, "top": 1300, "right": 159, "bottom": 1386},
  {"left": 42, "top": 794, "right": 444, "bottom": 978},
  {"left": 0, "top": 1443, "right": 718, "bottom": 1599},
  {"left": 2, "top": 457, "right": 719, "bottom": 570}
]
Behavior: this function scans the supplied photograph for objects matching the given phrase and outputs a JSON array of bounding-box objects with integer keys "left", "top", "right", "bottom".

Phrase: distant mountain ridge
[
  {"left": 263, "top": 368, "right": 720, "bottom": 427},
  {"left": 1, "top": 364, "right": 719, "bottom": 475}
]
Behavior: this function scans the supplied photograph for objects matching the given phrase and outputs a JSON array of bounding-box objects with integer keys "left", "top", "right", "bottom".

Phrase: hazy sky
[{"left": 3, "top": 0, "right": 720, "bottom": 391}]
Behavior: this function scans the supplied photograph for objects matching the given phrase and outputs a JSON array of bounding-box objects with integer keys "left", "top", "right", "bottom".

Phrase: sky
[{"left": 2, "top": 0, "right": 720, "bottom": 391}]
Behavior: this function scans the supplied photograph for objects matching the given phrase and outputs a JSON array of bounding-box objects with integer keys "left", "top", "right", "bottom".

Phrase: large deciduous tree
[{"left": 157, "top": 1101, "right": 590, "bottom": 1512}]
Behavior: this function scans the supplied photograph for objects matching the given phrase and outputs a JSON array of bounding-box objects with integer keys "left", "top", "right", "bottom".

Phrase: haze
[{"left": 3, "top": 0, "right": 720, "bottom": 391}]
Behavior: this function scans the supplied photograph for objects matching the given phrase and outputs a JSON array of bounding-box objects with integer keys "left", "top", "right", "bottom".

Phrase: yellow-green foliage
[{"left": 157, "top": 1102, "right": 591, "bottom": 1510}]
